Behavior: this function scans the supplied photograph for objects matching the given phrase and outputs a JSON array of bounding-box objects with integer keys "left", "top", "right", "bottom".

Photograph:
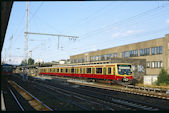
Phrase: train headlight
[{"left": 123, "top": 78, "right": 128, "bottom": 81}]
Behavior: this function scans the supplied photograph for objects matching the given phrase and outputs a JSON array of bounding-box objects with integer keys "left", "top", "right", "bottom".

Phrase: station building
[{"left": 70, "top": 34, "right": 169, "bottom": 85}]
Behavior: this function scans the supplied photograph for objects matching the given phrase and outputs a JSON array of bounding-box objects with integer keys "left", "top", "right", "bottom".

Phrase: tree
[
  {"left": 157, "top": 68, "right": 169, "bottom": 86},
  {"left": 20, "top": 60, "right": 27, "bottom": 66},
  {"left": 28, "top": 58, "right": 34, "bottom": 65}
]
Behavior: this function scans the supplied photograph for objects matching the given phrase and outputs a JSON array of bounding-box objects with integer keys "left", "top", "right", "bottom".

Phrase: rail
[{"left": 8, "top": 80, "right": 53, "bottom": 111}]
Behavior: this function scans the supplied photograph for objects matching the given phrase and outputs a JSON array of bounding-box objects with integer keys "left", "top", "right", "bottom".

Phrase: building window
[
  {"left": 159, "top": 46, "right": 162, "bottom": 54},
  {"left": 140, "top": 48, "right": 150, "bottom": 56},
  {"left": 152, "top": 46, "right": 162, "bottom": 55},
  {"left": 101, "top": 55, "right": 105, "bottom": 61},
  {"left": 146, "top": 62, "right": 151, "bottom": 68},
  {"left": 122, "top": 52, "right": 125, "bottom": 58},
  {"left": 106, "top": 54, "right": 112, "bottom": 60},
  {"left": 96, "top": 56, "right": 98, "bottom": 61},
  {"left": 151, "top": 61, "right": 163, "bottom": 68},
  {"left": 154, "top": 61, "right": 158, "bottom": 68},
  {"left": 121, "top": 50, "right": 138, "bottom": 58},
  {"left": 113, "top": 53, "right": 117, "bottom": 58},
  {"left": 152, "top": 62, "right": 154, "bottom": 68}
]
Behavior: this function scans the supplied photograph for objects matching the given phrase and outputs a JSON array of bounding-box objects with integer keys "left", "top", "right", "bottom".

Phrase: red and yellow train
[{"left": 38, "top": 63, "right": 133, "bottom": 85}]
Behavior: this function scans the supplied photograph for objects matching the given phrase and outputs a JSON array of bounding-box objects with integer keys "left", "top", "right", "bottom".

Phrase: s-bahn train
[
  {"left": 1, "top": 64, "right": 13, "bottom": 76},
  {"left": 38, "top": 63, "right": 133, "bottom": 85}
]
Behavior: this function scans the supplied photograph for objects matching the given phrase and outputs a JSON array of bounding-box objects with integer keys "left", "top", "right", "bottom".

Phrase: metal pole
[
  {"left": 58, "top": 36, "right": 60, "bottom": 49},
  {"left": 24, "top": 2, "right": 29, "bottom": 80},
  {"left": 9, "top": 35, "right": 13, "bottom": 62}
]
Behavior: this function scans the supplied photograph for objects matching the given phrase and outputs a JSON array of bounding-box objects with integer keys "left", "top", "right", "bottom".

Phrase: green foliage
[
  {"left": 20, "top": 58, "right": 35, "bottom": 66},
  {"left": 157, "top": 68, "right": 169, "bottom": 86},
  {"left": 28, "top": 58, "right": 34, "bottom": 65},
  {"left": 20, "top": 60, "right": 27, "bottom": 66}
]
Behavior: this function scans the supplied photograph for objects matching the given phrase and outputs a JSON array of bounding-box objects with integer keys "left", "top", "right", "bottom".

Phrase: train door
[
  {"left": 113, "top": 67, "right": 115, "bottom": 75},
  {"left": 103, "top": 67, "right": 106, "bottom": 75},
  {"left": 80, "top": 68, "right": 82, "bottom": 79},
  {"left": 103, "top": 67, "right": 106, "bottom": 81}
]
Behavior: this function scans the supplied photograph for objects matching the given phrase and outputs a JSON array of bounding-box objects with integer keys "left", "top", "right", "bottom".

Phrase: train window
[
  {"left": 61, "top": 69, "right": 63, "bottom": 73},
  {"left": 96, "top": 68, "right": 102, "bottom": 74},
  {"left": 108, "top": 68, "right": 111, "bottom": 74},
  {"left": 86, "top": 68, "right": 91, "bottom": 73},
  {"left": 65, "top": 69, "right": 68, "bottom": 73},
  {"left": 71, "top": 68, "right": 74, "bottom": 73},
  {"left": 57, "top": 69, "right": 59, "bottom": 73}
]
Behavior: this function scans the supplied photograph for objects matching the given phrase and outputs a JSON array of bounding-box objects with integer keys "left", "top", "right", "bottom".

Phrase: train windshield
[{"left": 117, "top": 65, "right": 132, "bottom": 75}]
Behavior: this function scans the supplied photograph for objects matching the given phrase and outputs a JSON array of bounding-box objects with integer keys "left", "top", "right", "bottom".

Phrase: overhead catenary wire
[
  {"left": 62, "top": 3, "right": 169, "bottom": 54},
  {"left": 77, "top": 3, "right": 169, "bottom": 41},
  {"left": 13, "top": 2, "right": 44, "bottom": 48},
  {"left": 62, "top": 2, "right": 125, "bottom": 33},
  {"left": 30, "top": 1, "right": 169, "bottom": 61}
]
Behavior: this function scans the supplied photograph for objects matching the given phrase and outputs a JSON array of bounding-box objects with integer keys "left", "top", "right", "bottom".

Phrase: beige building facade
[{"left": 70, "top": 34, "right": 169, "bottom": 78}]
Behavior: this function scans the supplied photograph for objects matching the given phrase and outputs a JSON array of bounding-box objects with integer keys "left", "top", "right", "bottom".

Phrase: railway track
[
  {"left": 47, "top": 75, "right": 169, "bottom": 99},
  {"left": 34, "top": 79, "right": 165, "bottom": 110},
  {"left": 8, "top": 88, "right": 25, "bottom": 111},
  {"left": 30, "top": 80, "right": 132, "bottom": 110},
  {"left": 27, "top": 76, "right": 169, "bottom": 110},
  {"left": 7, "top": 80, "right": 53, "bottom": 111},
  {"left": 8, "top": 75, "right": 169, "bottom": 111}
]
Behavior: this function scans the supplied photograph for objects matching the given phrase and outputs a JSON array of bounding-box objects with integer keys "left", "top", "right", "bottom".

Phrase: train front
[{"left": 116, "top": 64, "right": 133, "bottom": 85}]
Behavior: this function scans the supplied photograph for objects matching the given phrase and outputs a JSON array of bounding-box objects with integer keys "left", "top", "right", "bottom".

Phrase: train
[
  {"left": 1, "top": 64, "right": 13, "bottom": 76},
  {"left": 38, "top": 63, "right": 133, "bottom": 85}
]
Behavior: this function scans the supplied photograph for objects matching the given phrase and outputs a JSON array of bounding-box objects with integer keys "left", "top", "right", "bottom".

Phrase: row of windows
[
  {"left": 140, "top": 48, "right": 150, "bottom": 56},
  {"left": 122, "top": 50, "right": 138, "bottom": 58},
  {"left": 152, "top": 46, "right": 162, "bottom": 55},
  {"left": 146, "top": 61, "right": 163, "bottom": 68},
  {"left": 71, "top": 46, "right": 163, "bottom": 63},
  {"left": 40, "top": 67, "right": 115, "bottom": 75},
  {"left": 122, "top": 46, "right": 162, "bottom": 58},
  {"left": 90, "top": 53, "right": 117, "bottom": 62},
  {"left": 72, "top": 58, "right": 85, "bottom": 63}
]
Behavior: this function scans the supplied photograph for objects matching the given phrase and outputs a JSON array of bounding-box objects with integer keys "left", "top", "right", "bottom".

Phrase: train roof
[{"left": 2, "top": 64, "right": 13, "bottom": 66}]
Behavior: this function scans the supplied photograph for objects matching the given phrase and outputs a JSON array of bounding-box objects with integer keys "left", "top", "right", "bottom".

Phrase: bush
[{"left": 156, "top": 68, "right": 169, "bottom": 86}]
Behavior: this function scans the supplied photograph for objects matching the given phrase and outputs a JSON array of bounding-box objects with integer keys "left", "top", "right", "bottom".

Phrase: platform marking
[{"left": 1, "top": 91, "right": 6, "bottom": 111}]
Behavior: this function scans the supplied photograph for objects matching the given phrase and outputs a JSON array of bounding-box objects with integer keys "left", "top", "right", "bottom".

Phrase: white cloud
[
  {"left": 4, "top": 57, "right": 23, "bottom": 65},
  {"left": 123, "top": 30, "right": 143, "bottom": 36},
  {"left": 112, "top": 32, "right": 121, "bottom": 38},
  {"left": 112, "top": 29, "right": 144, "bottom": 38},
  {"left": 166, "top": 19, "right": 169, "bottom": 24}
]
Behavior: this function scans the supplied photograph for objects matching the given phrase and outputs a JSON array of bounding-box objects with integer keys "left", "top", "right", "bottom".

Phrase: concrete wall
[{"left": 144, "top": 75, "right": 158, "bottom": 85}]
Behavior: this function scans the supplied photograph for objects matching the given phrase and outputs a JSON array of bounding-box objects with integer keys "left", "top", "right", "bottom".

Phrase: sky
[{"left": 1, "top": 1, "right": 169, "bottom": 65}]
